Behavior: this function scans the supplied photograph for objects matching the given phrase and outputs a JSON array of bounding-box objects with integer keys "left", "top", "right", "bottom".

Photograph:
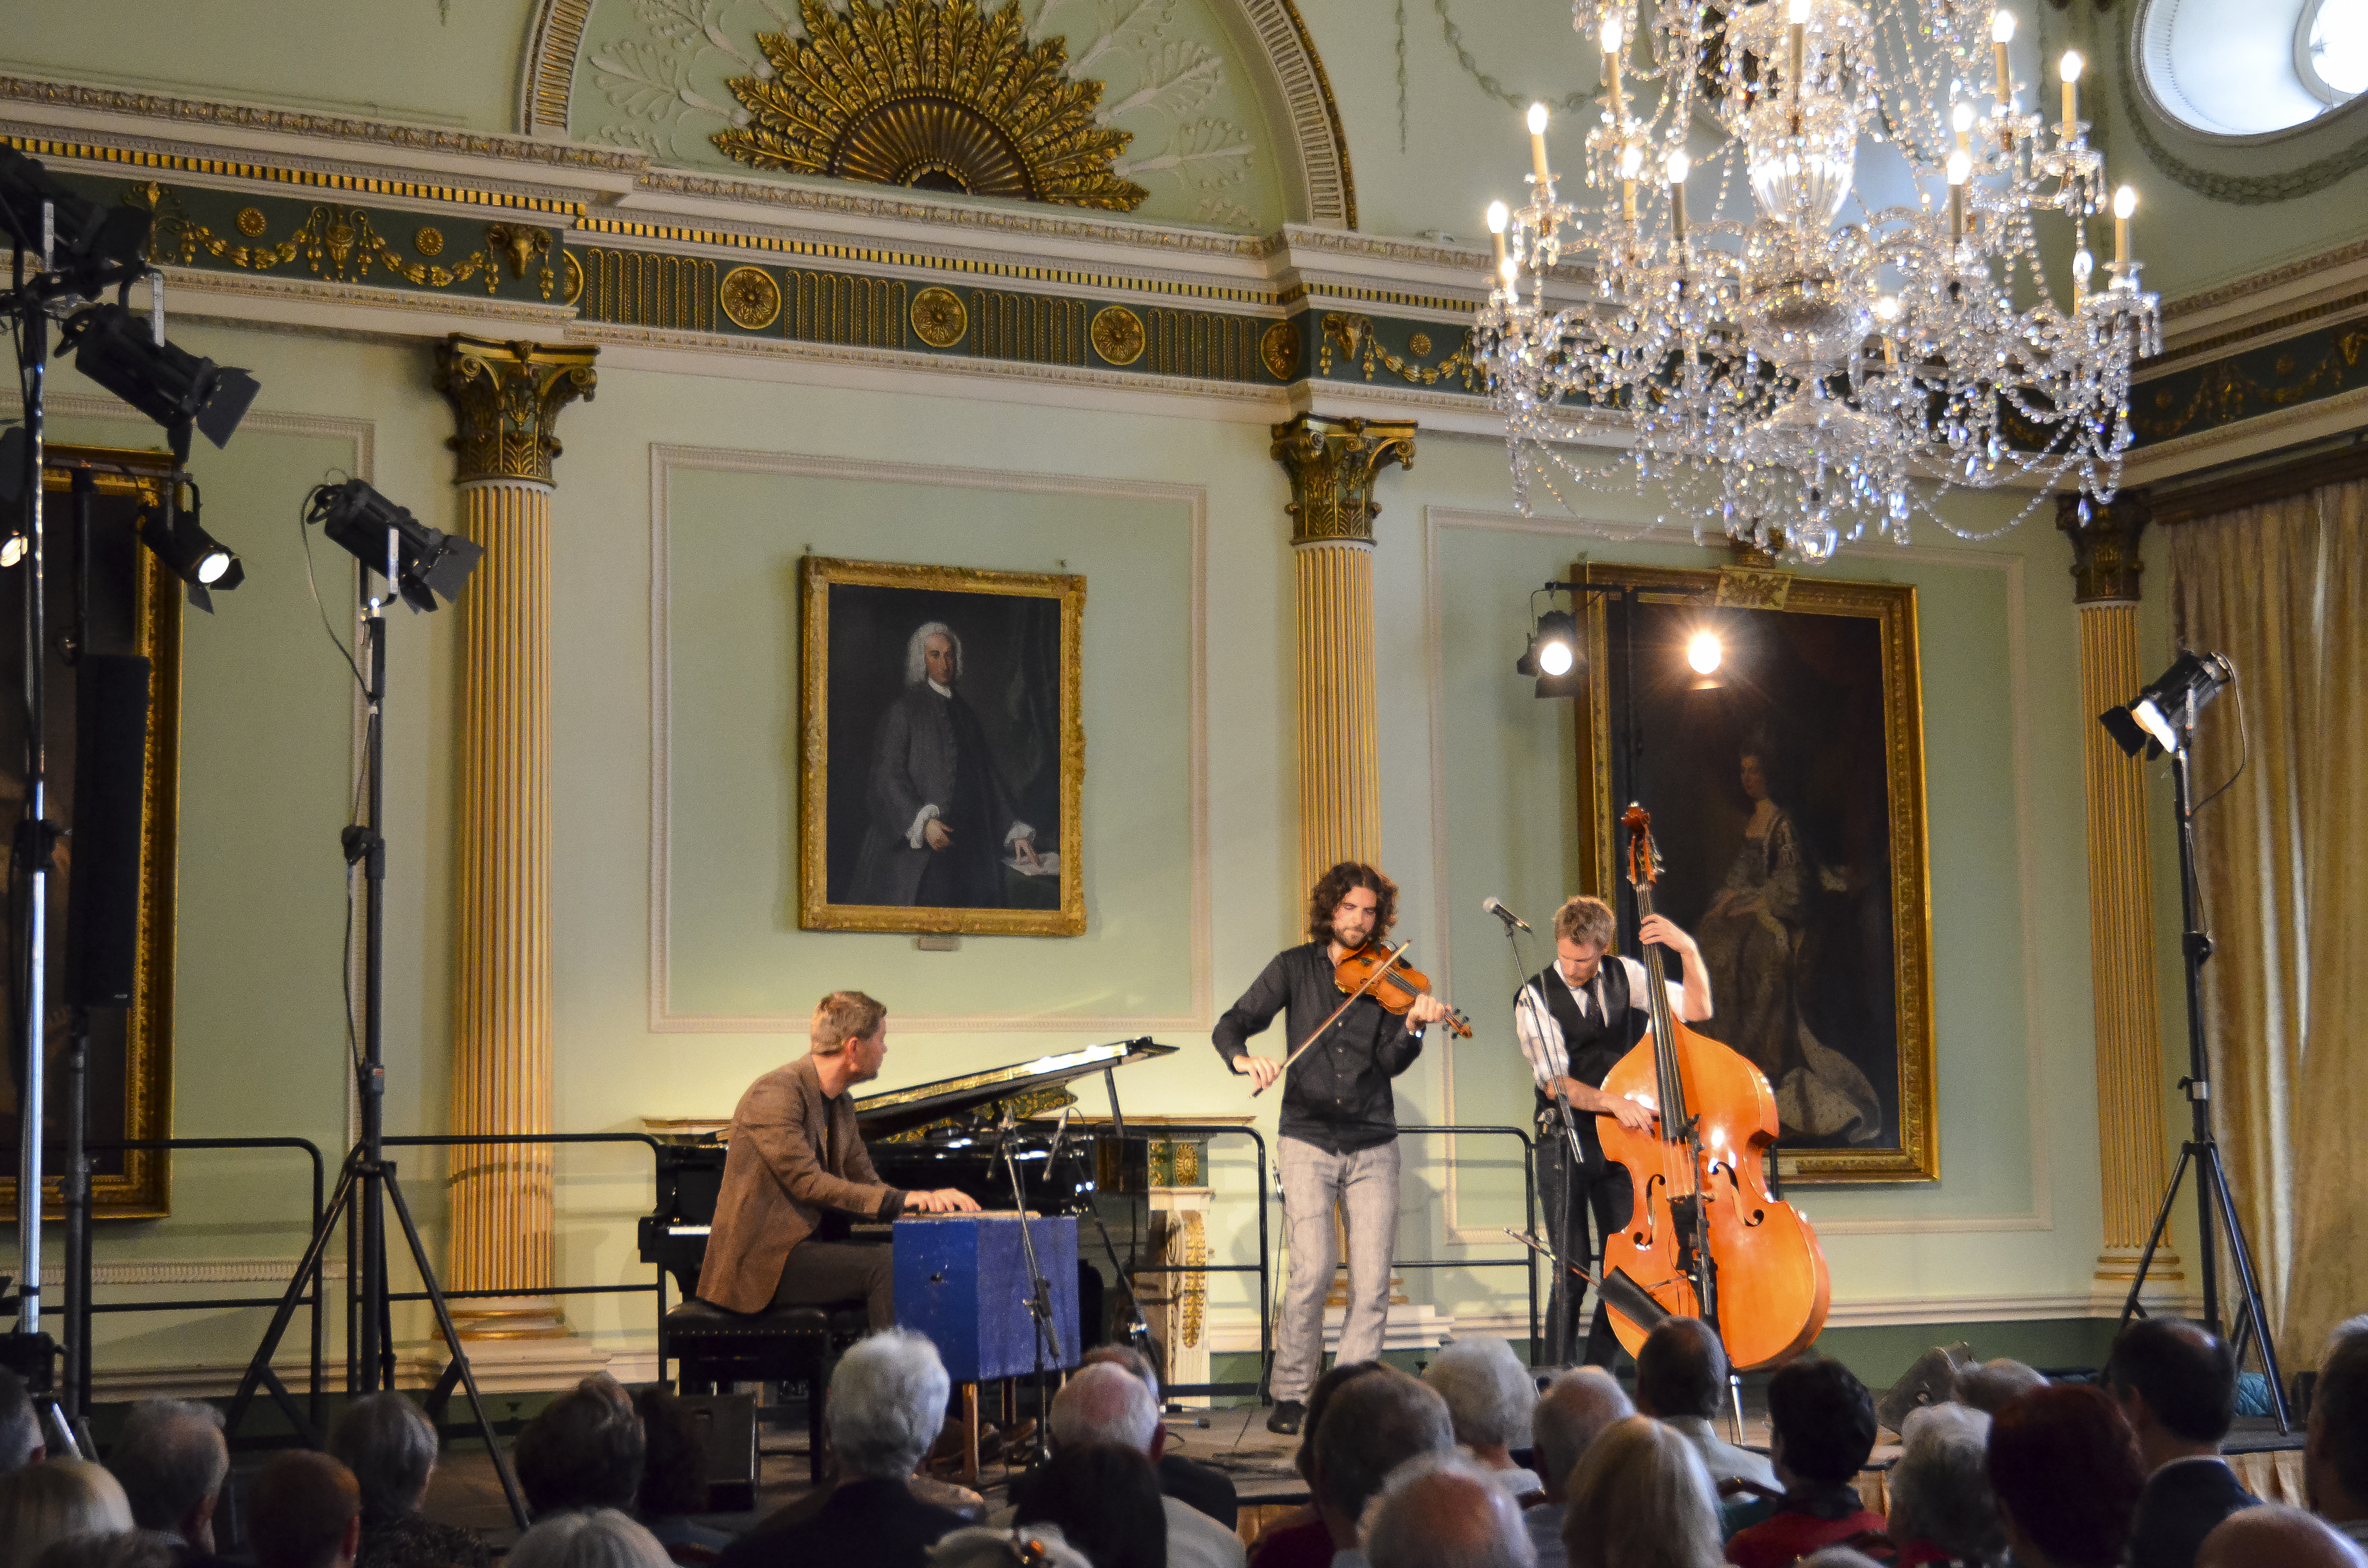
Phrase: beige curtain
[{"left": 2168, "top": 476, "right": 2368, "bottom": 1368}]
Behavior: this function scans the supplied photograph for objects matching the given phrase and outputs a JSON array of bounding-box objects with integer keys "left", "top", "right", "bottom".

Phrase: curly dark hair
[
  {"left": 1307, "top": 862, "right": 1398, "bottom": 945},
  {"left": 632, "top": 1384, "right": 712, "bottom": 1518}
]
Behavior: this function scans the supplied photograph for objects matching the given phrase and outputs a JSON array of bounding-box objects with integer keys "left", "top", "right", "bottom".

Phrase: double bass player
[{"left": 1514, "top": 895, "right": 1713, "bottom": 1365}]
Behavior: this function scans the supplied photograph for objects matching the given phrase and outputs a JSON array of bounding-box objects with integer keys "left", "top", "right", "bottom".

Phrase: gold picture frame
[
  {"left": 1573, "top": 561, "right": 1936, "bottom": 1183},
  {"left": 0, "top": 444, "right": 183, "bottom": 1219},
  {"left": 799, "top": 555, "right": 1085, "bottom": 935}
]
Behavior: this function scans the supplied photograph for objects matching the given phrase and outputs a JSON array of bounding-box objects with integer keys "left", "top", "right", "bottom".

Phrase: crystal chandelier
[{"left": 1472, "top": 0, "right": 2163, "bottom": 562}]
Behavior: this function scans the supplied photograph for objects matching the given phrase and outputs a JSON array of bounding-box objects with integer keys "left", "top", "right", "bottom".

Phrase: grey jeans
[{"left": 1273, "top": 1135, "right": 1400, "bottom": 1403}]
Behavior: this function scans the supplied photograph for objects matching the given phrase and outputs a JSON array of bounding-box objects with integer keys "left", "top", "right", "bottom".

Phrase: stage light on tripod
[
  {"left": 60, "top": 304, "right": 258, "bottom": 463},
  {"left": 2100, "top": 649, "right": 2233, "bottom": 760},
  {"left": 0, "top": 148, "right": 152, "bottom": 298},
  {"left": 305, "top": 477, "right": 482, "bottom": 612},
  {"left": 1534, "top": 610, "right": 1578, "bottom": 676}
]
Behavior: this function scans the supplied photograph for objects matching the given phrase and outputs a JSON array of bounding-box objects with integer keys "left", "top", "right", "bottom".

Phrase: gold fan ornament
[{"left": 714, "top": 0, "right": 1148, "bottom": 213}]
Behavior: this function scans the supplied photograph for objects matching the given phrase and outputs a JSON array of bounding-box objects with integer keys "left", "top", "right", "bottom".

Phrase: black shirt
[{"left": 1212, "top": 942, "right": 1423, "bottom": 1153}]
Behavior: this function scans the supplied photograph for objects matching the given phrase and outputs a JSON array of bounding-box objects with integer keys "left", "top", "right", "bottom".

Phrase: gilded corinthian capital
[
  {"left": 1271, "top": 414, "right": 1417, "bottom": 545},
  {"left": 2056, "top": 488, "right": 2151, "bottom": 605},
  {"left": 434, "top": 337, "right": 599, "bottom": 486}
]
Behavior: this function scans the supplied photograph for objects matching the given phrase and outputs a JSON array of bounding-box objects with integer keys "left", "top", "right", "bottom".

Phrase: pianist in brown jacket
[{"left": 696, "top": 990, "right": 979, "bottom": 1327}]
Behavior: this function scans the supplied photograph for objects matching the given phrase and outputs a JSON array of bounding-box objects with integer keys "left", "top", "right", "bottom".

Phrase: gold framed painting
[
  {"left": 799, "top": 556, "right": 1085, "bottom": 935},
  {"left": 1573, "top": 561, "right": 1936, "bottom": 1183},
  {"left": 0, "top": 444, "right": 182, "bottom": 1219}
]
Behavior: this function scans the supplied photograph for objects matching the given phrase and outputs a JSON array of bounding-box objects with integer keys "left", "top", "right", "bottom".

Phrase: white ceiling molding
[{"left": 514, "top": 0, "right": 1358, "bottom": 228}]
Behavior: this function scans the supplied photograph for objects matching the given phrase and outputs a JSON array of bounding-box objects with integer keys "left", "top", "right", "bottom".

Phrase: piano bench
[{"left": 662, "top": 1299, "right": 870, "bottom": 1484}]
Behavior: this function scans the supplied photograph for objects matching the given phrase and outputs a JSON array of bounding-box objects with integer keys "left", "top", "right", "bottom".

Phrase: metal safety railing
[{"left": 22, "top": 1121, "right": 1551, "bottom": 1409}]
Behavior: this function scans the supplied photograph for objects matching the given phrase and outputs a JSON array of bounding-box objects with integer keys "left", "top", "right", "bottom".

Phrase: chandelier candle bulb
[
  {"left": 2060, "top": 51, "right": 2082, "bottom": 137},
  {"left": 1666, "top": 150, "right": 1690, "bottom": 239},
  {"left": 1993, "top": 9, "right": 2015, "bottom": 103},
  {"left": 1528, "top": 103, "right": 1554, "bottom": 189},
  {"left": 1946, "top": 148, "right": 1970, "bottom": 243},
  {"left": 2112, "top": 184, "right": 2136, "bottom": 272},
  {"left": 1602, "top": 17, "right": 1629, "bottom": 120},
  {"left": 1487, "top": 201, "right": 1510, "bottom": 274}
]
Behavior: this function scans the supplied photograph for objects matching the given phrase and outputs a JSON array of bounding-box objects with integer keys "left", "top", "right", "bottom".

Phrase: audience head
[
  {"left": 0, "top": 1367, "right": 43, "bottom": 1472},
  {"left": 1986, "top": 1385, "right": 2145, "bottom": 1568},
  {"left": 1635, "top": 1318, "right": 1729, "bottom": 1421},
  {"left": 2309, "top": 1332, "right": 2368, "bottom": 1521},
  {"left": 1531, "top": 1368, "right": 1632, "bottom": 1505},
  {"left": 631, "top": 1385, "right": 711, "bottom": 1520},
  {"left": 1362, "top": 1450, "right": 1536, "bottom": 1568},
  {"left": 514, "top": 1373, "right": 646, "bottom": 1516},
  {"left": 1294, "top": 1360, "right": 1385, "bottom": 1487},
  {"left": 328, "top": 1391, "right": 439, "bottom": 1527},
  {"left": 1048, "top": 1361, "right": 1161, "bottom": 1459},
  {"left": 1561, "top": 1415, "right": 1724, "bottom": 1568},
  {"left": 1766, "top": 1356, "right": 1878, "bottom": 1487},
  {"left": 1886, "top": 1403, "right": 2005, "bottom": 1566},
  {"left": 0, "top": 1459, "right": 134, "bottom": 1566},
  {"left": 830, "top": 1327, "right": 953, "bottom": 1481},
  {"left": 2105, "top": 1318, "right": 2238, "bottom": 1455},
  {"left": 1011, "top": 1443, "right": 1167, "bottom": 1568},
  {"left": 109, "top": 1398, "right": 228, "bottom": 1548},
  {"left": 929, "top": 1524, "right": 1095, "bottom": 1568},
  {"left": 247, "top": 1451, "right": 361, "bottom": 1568},
  {"left": 1422, "top": 1337, "right": 1537, "bottom": 1458},
  {"left": 1797, "top": 1553, "right": 1887, "bottom": 1568},
  {"left": 2195, "top": 1503, "right": 2367, "bottom": 1568},
  {"left": 1311, "top": 1367, "right": 1455, "bottom": 1538},
  {"left": 1953, "top": 1358, "right": 2047, "bottom": 1415},
  {"left": 505, "top": 1508, "right": 672, "bottom": 1568},
  {"left": 1080, "top": 1344, "right": 1161, "bottom": 1406},
  {"left": 2327, "top": 1316, "right": 2368, "bottom": 1360},
  {"left": 34, "top": 1532, "right": 179, "bottom": 1568}
]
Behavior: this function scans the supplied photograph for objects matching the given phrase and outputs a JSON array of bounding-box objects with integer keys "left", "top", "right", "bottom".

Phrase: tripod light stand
[
  {"left": 2100, "top": 650, "right": 2290, "bottom": 1431},
  {"left": 223, "top": 479, "right": 526, "bottom": 1523}
]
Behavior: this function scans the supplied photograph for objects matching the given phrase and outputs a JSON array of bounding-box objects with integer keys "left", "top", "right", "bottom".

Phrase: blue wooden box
[{"left": 893, "top": 1215, "right": 1081, "bottom": 1384}]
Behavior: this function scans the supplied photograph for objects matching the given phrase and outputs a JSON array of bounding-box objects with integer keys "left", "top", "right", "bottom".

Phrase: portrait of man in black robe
[{"left": 844, "top": 621, "right": 1041, "bottom": 908}]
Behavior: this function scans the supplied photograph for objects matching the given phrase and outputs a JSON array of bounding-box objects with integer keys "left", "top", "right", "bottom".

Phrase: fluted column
[
  {"left": 435, "top": 337, "right": 597, "bottom": 1343},
  {"left": 1271, "top": 415, "right": 1415, "bottom": 891},
  {"left": 2059, "top": 492, "right": 2181, "bottom": 1289}
]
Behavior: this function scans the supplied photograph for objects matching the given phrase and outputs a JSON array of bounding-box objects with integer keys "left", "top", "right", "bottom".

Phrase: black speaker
[
  {"left": 678, "top": 1390, "right": 759, "bottom": 1511},
  {"left": 63, "top": 654, "right": 150, "bottom": 1008}
]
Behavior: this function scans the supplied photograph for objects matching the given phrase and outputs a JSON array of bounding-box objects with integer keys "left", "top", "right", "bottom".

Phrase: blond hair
[
  {"left": 1554, "top": 896, "right": 1616, "bottom": 949},
  {"left": 1561, "top": 1415, "right": 1724, "bottom": 1568},
  {"left": 0, "top": 1460, "right": 133, "bottom": 1567},
  {"left": 810, "top": 991, "right": 887, "bottom": 1055}
]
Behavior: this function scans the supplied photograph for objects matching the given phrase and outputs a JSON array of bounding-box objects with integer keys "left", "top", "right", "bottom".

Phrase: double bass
[{"left": 1594, "top": 803, "right": 1829, "bottom": 1371}]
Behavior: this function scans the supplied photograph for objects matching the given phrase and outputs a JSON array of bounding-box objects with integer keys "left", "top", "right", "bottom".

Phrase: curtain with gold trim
[{"left": 2169, "top": 477, "right": 2368, "bottom": 1366}]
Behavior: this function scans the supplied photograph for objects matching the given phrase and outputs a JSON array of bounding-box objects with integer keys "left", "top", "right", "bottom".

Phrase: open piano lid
[{"left": 852, "top": 1037, "right": 1176, "bottom": 1140}]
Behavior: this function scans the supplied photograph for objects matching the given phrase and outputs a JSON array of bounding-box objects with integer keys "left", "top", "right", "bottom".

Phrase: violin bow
[{"left": 1250, "top": 940, "right": 1414, "bottom": 1099}]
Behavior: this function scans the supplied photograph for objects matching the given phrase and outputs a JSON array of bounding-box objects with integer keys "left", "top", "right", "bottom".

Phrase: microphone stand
[
  {"left": 1497, "top": 911, "right": 1589, "bottom": 1365},
  {"left": 993, "top": 1106, "right": 1060, "bottom": 1467}
]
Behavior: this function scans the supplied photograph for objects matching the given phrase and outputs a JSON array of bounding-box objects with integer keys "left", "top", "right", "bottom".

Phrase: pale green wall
[
  {"left": 5, "top": 312, "right": 2152, "bottom": 1372},
  {"left": 2, "top": 0, "right": 539, "bottom": 132}
]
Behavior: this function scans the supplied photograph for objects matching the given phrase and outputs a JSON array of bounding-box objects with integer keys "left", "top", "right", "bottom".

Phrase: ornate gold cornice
[
  {"left": 434, "top": 337, "right": 599, "bottom": 486},
  {"left": 1271, "top": 414, "right": 1416, "bottom": 545},
  {"left": 2057, "top": 489, "right": 2151, "bottom": 605}
]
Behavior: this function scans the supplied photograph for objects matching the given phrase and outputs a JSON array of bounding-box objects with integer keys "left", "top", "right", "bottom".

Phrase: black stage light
[
  {"left": 2100, "top": 650, "right": 2233, "bottom": 760},
  {"left": 0, "top": 148, "right": 151, "bottom": 296},
  {"left": 306, "top": 478, "right": 482, "bottom": 612},
  {"left": 1528, "top": 609, "right": 1583, "bottom": 698},
  {"left": 62, "top": 305, "right": 259, "bottom": 463},
  {"left": 138, "top": 483, "right": 243, "bottom": 612}
]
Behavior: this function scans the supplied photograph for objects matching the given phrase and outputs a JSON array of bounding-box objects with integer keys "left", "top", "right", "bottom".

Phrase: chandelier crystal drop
[{"left": 1473, "top": 0, "right": 2162, "bottom": 562}]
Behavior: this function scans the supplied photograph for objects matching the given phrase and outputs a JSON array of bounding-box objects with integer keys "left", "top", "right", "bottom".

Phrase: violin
[
  {"left": 1593, "top": 803, "right": 1829, "bottom": 1372},
  {"left": 1333, "top": 944, "right": 1473, "bottom": 1038}
]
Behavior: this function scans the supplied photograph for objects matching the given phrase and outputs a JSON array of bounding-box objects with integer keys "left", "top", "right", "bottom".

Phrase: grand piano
[{"left": 638, "top": 1038, "right": 1178, "bottom": 1349}]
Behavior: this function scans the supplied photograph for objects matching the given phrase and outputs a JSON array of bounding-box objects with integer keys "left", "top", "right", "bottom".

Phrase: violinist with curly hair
[{"left": 1213, "top": 862, "right": 1448, "bottom": 1437}]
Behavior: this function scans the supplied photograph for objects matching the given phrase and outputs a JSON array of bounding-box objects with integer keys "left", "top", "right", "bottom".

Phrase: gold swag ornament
[{"left": 714, "top": 0, "right": 1148, "bottom": 213}]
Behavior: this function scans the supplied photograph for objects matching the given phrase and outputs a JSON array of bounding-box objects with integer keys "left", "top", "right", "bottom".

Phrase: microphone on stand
[{"left": 1483, "top": 897, "right": 1532, "bottom": 933}]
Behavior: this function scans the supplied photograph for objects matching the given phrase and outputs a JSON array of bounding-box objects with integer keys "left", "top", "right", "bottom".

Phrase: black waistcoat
[{"left": 1530, "top": 960, "right": 1647, "bottom": 1170}]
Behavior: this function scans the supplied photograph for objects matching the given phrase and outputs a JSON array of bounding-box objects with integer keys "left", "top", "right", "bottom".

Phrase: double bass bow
[{"left": 1593, "top": 803, "right": 1829, "bottom": 1371}]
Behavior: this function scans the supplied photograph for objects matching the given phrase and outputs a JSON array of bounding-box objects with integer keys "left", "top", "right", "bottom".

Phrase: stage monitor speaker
[
  {"left": 676, "top": 1391, "right": 758, "bottom": 1512},
  {"left": 63, "top": 654, "right": 151, "bottom": 1008}
]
